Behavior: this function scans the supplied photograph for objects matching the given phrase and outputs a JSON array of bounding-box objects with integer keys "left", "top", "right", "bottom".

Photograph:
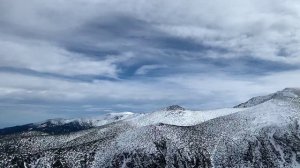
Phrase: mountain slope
[
  {"left": 0, "top": 105, "right": 244, "bottom": 136},
  {"left": 234, "top": 88, "right": 300, "bottom": 108},
  {"left": 92, "top": 98, "right": 300, "bottom": 167},
  {"left": 127, "top": 106, "right": 245, "bottom": 126},
  {"left": 1, "top": 88, "right": 300, "bottom": 167},
  {"left": 0, "top": 112, "right": 135, "bottom": 135}
]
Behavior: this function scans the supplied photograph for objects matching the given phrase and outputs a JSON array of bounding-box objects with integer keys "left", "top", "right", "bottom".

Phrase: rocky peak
[
  {"left": 276, "top": 88, "right": 300, "bottom": 98},
  {"left": 164, "top": 105, "right": 185, "bottom": 111}
]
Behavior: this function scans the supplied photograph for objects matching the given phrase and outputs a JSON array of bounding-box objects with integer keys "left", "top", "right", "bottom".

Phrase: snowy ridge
[
  {"left": 1, "top": 88, "right": 300, "bottom": 167},
  {"left": 4, "top": 105, "right": 246, "bottom": 135},
  {"left": 126, "top": 106, "right": 247, "bottom": 126},
  {"left": 35, "top": 112, "right": 136, "bottom": 127},
  {"left": 84, "top": 112, "right": 136, "bottom": 126},
  {"left": 0, "top": 112, "right": 136, "bottom": 136},
  {"left": 234, "top": 87, "right": 300, "bottom": 108},
  {"left": 98, "top": 97, "right": 300, "bottom": 167}
]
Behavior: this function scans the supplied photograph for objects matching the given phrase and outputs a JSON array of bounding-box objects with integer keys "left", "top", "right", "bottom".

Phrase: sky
[{"left": 1, "top": 0, "right": 300, "bottom": 128}]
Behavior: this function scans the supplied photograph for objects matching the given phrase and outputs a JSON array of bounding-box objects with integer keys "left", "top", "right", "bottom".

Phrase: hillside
[{"left": 1, "top": 88, "right": 300, "bottom": 167}]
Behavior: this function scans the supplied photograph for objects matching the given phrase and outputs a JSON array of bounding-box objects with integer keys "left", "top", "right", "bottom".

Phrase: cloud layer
[{"left": 1, "top": 0, "right": 300, "bottom": 127}]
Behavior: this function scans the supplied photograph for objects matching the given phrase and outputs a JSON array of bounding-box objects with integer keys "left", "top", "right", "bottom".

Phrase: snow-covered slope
[
  {"left": 0, "top": 105, "right": 245, "bottom": 136},
  {"left": 1, "top": 88, "right": 300, "bottom": 168},
  {"left": 127, "top": 105, "right": 246, "bottom": 126},
  {"left": 235, "top": 87, "right": 300, "bottom": 108},
  {"left": 0, "top": 112, "right": 136, "bottom": 135},
  {"left": 38, "top": 111, "right": 136, "bottom": 127},
  {"left": 77, "top": 112, "right": 136, "bottom": 126},
  {"left": 92, "top": 93, "right": 300, "bottom": 167},
  {"left": 36, "top": 105, "right": 246, "bottom": 128}
]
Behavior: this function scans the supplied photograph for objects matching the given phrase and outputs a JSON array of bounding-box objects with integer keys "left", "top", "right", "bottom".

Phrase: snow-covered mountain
[
  {"left": 0, "top": 112, "right": 135, "bottom": 136},
  {"left": 234, "top": 87, "right": 300, "bottom": 108},
  {"left": 0, "top": 105, "right": 244, "bottom": 136},
  {"left": 1, "top": 88, "right": 300, "bottom": 167},
  {"left": 126, "top": 105, "right": 246, "bottom": 127},
  {"left": 38, "top": 112, "right": 136, "bottom": 127}
]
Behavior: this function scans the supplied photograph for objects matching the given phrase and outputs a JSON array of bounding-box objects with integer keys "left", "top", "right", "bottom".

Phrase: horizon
[
  {"left": 1, "top": 0, "right": 300, "bottom": 128},
  {"left": 0, "top": 87, "right": 297, "bottom": 129}
]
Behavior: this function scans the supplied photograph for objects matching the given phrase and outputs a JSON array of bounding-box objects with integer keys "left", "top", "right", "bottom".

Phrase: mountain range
[{"left": 1, "top": 88, "right": 300, "bottom": 167}]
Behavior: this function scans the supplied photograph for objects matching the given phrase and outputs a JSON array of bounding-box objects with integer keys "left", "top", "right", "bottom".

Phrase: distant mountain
[
  {"left": 1, "top": 88, "right": 300, "bottom": 167},
  {"left": 234, "top": 88, "right": 300, "bottom": 108},
  {"left": 0, "top": 112, "right": 135, "bottom": 135},
  {"left": 164, "top": 105, "right": 185, "bottom": 111}
]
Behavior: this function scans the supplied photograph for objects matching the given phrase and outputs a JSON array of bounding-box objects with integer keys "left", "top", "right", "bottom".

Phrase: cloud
[
  {"left": 1, "top": 68, "right": 300, "bottom": 127},
  {"left": 135, "top": 64, "right": 167, "bottom": 75},
  {"left": 152, "top": 0, "right": 300, "bottom": 64},
  {"left": 1, "top": 0, "right": 300, "bottom": 127},
  {"left": 1, "top": 69, "right": 300, "bottom": 107},
  {"left": 2, "top": 0, "right": 300, "bottom": 65},
  {"left": 0, "top": 39, "right": 135, "bottom": 77},
  {"left": 0, "top": 72, "right": 189, "bottom": 103}
]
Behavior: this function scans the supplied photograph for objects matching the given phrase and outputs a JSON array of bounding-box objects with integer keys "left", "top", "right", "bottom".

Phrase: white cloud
[
  {"left": 1, "top": 0, "right": 300, "bottom": 127},
  {"left": 162, "top": 70, "right": 300, "bottom": 104},
  {"left": 2, "top": 0, "right": 300, "bottom": 69},
  {"left": 135, "top": 64, "right": 167, "bottom": 75},
  {"left": 0, "top": 68, "right": 299, "bottom": 127},
  {"left": 0, "top": 0, "right": 101, "bottom": 33},
  {"left": 122, "top": 0, "right": 300, "bottom": 63},
  {"left": 1, "top": 69, "right": 300, "bottom": 107},
  {"left": 0, "top": 39, "right": 132, "bottom": 77},
  {"left": 1, "top": 0, "right": 299, "bottom": 99},
  {"left": 0, "top": 72, "right": 192, "bottom": 103}
]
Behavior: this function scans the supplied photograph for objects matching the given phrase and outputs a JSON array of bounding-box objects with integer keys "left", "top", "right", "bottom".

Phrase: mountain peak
[
  {"left": 280, "top": 87, "right": 300, "bottom": 97},
  {"left": 235, "top": 87, "right": 300, "bottom": 108},
  {"left": 164, "top": 105, "right": 185, "bottom": 111}
]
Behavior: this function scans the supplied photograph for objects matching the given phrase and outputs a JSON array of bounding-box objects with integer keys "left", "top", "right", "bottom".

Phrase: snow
[
  {"left": 268, "top": 131, "right": 285, "bottom": 166},
  {"left": 31, "top": 106, "right": 248, "bottom": 130},
  {"left": 3, "top": 88, "right": 300, "bottom": 167},
  {"left": 235, "top": 87, "right": 300, "bottom": 108},
  {"left": 34, "top": 112, "right": 136, "bottom": 128},
  {"left": 237, "top": 99, "right": 300, "bottom": 131},
  {"left": 126, "top": 107, "right": 248, "bottom": 127},
  {"left": 87, "top": 112, "right": 136, "bottom": 126},
  {"left": 31, "top": 89, "right": 299, "bottom": 130}
]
